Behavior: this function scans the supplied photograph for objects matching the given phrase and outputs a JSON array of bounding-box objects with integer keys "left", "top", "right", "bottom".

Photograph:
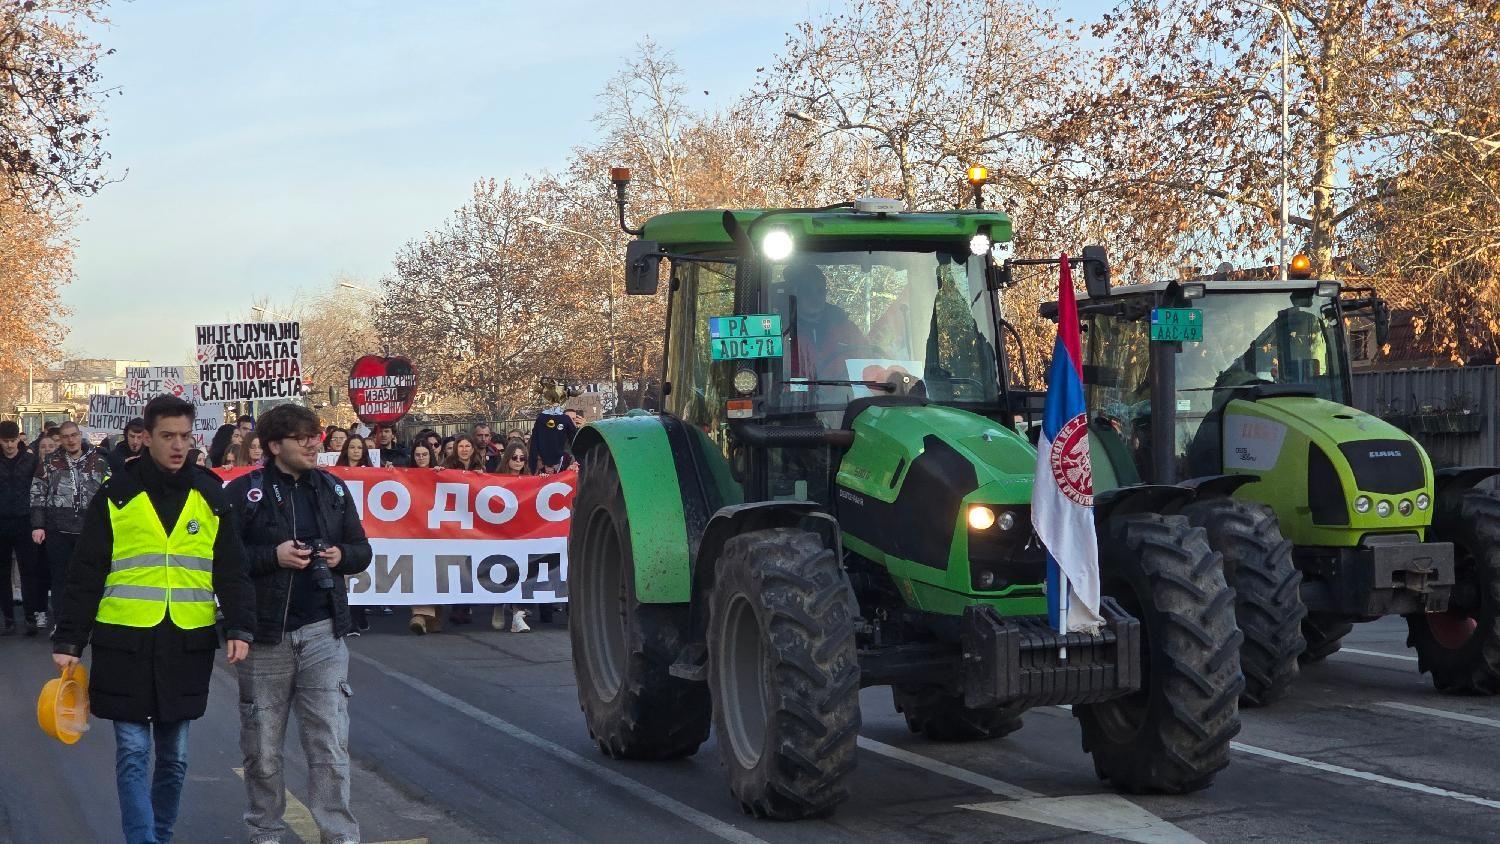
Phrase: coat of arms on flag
[{"left": 1031, "top": 254, "right": 1105, "bottom": 634}]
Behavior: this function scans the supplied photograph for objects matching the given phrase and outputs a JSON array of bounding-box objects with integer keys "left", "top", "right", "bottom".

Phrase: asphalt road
[{"left": 2, "top": 612, "right": 1498, "bottom": 843}]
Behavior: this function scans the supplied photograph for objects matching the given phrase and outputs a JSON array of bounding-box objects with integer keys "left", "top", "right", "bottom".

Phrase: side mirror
[
  {"left": 1081, "top": 245, "right": 1110, "bottom": 299},
  {"left": 625, "top": 240, "right": 663, "bottom": 295}
]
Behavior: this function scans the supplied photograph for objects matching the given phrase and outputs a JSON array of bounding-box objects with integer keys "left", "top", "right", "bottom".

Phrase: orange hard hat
[{"left": 38, "top": 663, "right": 90, "bottom": 744}]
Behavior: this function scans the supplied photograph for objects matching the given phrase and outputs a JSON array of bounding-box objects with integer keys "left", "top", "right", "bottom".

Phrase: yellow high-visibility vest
[{"left": 97, "top": 489, "right": 219, "bottom": 629}]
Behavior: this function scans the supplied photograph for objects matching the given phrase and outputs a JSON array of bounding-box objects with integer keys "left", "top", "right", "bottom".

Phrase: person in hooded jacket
[
  {"left": 52, "top": 395, "right": 256, "bottom": 844},
  {"left": 225, "top": 403, "right": 372, "bottom": 844}
]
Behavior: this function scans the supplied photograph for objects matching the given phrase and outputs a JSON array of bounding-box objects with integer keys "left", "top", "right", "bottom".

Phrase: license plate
[{"left": 711, "top": 336, "right": 784, "bottom": 361}]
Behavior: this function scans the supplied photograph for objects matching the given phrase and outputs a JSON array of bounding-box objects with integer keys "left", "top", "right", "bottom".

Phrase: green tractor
[
  {"left": 1052, "top": 269, "right": 1499, "bottom": 704},
  {"left": 565, "top": 171, "right": 1244, "bottom": 820}
]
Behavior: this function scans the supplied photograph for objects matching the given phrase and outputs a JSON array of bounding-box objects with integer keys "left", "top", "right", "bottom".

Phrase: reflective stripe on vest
[{"left": 98, "top": 488, "right": 219, "bottom": 630}]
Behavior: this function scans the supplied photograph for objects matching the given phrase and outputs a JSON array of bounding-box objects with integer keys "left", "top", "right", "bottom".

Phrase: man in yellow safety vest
[{"left": 52, "top": 394, "right": 256, "bottom": 844}]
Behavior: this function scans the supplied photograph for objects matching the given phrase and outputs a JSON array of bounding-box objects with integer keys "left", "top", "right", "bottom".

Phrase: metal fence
[{"left": 1352, "top": 366, "right": 1498, "bottom": 478}]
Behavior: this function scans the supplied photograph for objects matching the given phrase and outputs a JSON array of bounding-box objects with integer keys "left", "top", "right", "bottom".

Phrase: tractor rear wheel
[
  {"left": 569, "top": 448, "right": 711, "bottom": 759},
  {"left": 1185, "top": 498, "right": 1305, "bottom": 707},
  {"left": 1407, "top": 489, "right": 1500, "bottom": 694},
  {"left": 892, "top": 684, "right": 1024, "bottom": 741},
  {"left": 1299, "top": 614, "right": 1354, "bottom": 664},
  {"left": 1075, "top": 514, "right": 1242, "bottom": 794},
  {"left": 707, "top": 528, "right": 860, "bottom": 820}
]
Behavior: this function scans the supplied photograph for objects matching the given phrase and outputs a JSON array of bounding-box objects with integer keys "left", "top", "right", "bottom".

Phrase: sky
[{"left": 66, "top": 0, "right": 1111, "bottom": 364}]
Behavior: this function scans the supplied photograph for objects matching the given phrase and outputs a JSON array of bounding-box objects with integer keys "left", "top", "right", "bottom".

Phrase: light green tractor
[
  {"left": 565, "top": 171, "right": 1245, "bottom": 820},
  {"left": 1053, "top": 270, "right": 1499, "bottom": 704}
]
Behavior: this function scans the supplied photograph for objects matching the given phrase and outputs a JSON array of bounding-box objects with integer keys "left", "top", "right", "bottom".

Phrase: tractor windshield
[
  {"left": 765, "top": 249, "right": 999, "bottom": 412},
  {"left": 1177, "top": 291, "right": 1346, "bottom": 402},
  {"left": 1087, "top": 289, "right": 1347, "bottom": 484}
]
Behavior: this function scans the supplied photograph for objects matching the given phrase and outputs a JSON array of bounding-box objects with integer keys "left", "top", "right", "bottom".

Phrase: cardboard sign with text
[{"left": 195, "top": 321, "right": 303, "bottom": 402}]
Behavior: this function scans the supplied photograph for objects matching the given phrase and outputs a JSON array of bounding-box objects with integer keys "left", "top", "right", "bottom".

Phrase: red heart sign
[{"left": 348, "top": 355, "right": 418, "bottom": 424}]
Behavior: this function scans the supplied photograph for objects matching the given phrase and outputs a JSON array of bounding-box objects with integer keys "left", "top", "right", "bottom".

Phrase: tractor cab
[
  {"left": 1074, "top": 278, "right": 1382, "bottom": 489},
  {"left": 631, "top": 198, "right": 1025, "bottom": 509}
]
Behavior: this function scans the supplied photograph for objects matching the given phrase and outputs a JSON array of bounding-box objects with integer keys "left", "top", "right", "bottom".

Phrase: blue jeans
[{"left": 114, "top": 719, "right": 191, "bottom": 844}]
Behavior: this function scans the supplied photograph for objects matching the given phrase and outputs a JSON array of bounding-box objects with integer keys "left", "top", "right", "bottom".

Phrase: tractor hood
[
  {"left": 1220, "top": 395, "right": 1434, "bottom": 541},
  {"left": 835, "top": 402, "right": 1035, "bottom": 507}
]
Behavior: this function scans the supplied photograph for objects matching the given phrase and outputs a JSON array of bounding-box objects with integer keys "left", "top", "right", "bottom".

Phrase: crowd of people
[
  {"left": 6, "top": 405, "right": 586, "bottom": 641},
  {"left": 0, "top": 396, "right": 592, "bottom": 844}
]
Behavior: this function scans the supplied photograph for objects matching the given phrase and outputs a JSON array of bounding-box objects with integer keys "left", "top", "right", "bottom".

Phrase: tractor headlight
[
  {"left": 968, "top": 505, "right": 997, "bottom": 531},
  {"left": 970, "top": 234, "right": 991, "bottom": 256},
  {"left": 976, "top": 570, "right": 997, "bottom": 590},
  {"left": 762, "top": 229, "right": 794, "bottom": 261},
  {"left": 1376, "top": 500, "right": 1393, "bottom": 518},
  {"left": 732, "top": 368, "right": 758, "bottom": 396},
  {"left": 997, "top": 511, "right": 1016, "bottom": 531},
  {"left": 1354, "top": 495, "right": 1372, "bottom": 514},
  {"left": 1416, "top": 493, "right": 1430, "bottom": 511},
  {"left": 1398, "top": 499, "right": 1414, "bottom": 517}
]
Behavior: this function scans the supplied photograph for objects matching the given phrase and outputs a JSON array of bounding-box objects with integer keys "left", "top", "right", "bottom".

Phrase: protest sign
[
  {"left": 195, "top": 321, "right": 303, "bottom": 402},
  {"left": 190, "top": 403, "right": 225, "bottom": 449},
  {"left": 124, "top": 366, "right": 191, "bottom": 402},
  {"left": 348, "top": 355, "right": 418, "bottom": 424},
  {"left": 87, "top": 394, "right": 137, "bottom": 433},
  {"left": 219, "top": 466, "right": 573, "bottom": 604}
]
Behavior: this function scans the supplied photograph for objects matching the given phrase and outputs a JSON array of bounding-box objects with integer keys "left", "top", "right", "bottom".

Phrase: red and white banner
[{"left": 223, "top": 466, "right": 574, "bottom": 605}]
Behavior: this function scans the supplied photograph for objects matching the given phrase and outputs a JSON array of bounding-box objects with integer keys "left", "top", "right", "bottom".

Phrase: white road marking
[
  {"left": 859, "top": 737, "right": 1202, "bottom": 842},
  {"left": 857, "top": 736, "right": 1040, "bottom": 799},
  {"left": 963, "top": 796, "right": 1205, "bottom": 844},
  {"left": 1230, "top": 742, "right": 1500, "bottom": 811},
  {"left": 1335, "top": 647, "right": 1419, "bottom": 662},
  {"left": 1375, "top": 701, "right": 1500, "bottom": 730},
  {"left": 350, "top": 652, "right": 769, "bottom": 844}
]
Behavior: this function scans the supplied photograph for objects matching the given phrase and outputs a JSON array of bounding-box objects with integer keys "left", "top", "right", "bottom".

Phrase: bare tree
[{"left": 0, "top": 0, "right": 116, "bottom": 203}]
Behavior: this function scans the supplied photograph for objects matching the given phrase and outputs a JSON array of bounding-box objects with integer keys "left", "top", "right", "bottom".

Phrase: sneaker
[
  {"left": 346, "top": 630, "right": 361, "bottom": 638},
  {"left": 34, "top": 611, "right": 47, "bottom": 629},
  {"left": 510, "top": 610, "right": 531, "bottom": 633},
  {"left": 408, "top": 617, "right": 428, "bottom": 636}
]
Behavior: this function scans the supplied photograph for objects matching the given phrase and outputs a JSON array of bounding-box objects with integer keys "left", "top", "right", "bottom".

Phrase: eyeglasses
[
  {"left": 284, "top": 434, "right": 320, "bottom": 446},
  {"left": 509, "top": 456, "right": 525, "bottom": 462}
]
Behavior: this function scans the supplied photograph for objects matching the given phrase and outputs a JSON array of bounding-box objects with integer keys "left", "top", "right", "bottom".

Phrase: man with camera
[{"left": 225, "top": 404, "right": 371, "bottom": 844}]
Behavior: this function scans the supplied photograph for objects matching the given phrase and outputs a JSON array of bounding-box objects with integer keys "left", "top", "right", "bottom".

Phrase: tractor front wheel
[
  {"left": 1075, "top": 514, "right": 1243, "bottom": 794},
  {"left": 1407, "top": 489, "right": 1500, "bottom": 694},
  {"left": 569, "top": 448, "right": 711, "bottom": 759},
  {"left": 1184, "top": 498, "right": 1305, "bottom": 707},
  {"left": 892, "top": 684, "right": 1025, "bottom": 741},
  {"left": 707, "top": 528, "right": 860, "bottom": 820}
]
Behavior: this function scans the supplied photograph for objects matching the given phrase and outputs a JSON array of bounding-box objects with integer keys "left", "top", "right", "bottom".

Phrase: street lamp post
[
  {"left": 1242, "top": 0, "right": 1292, "bottom": 282},
  {"left": 338, "top": 280, "right": 378, "bottom": 295},
  {"left": 525, "top": 216, "right": 619, "bottom": 398}
]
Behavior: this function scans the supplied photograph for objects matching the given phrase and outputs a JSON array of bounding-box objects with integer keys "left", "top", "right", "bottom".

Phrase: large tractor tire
[
  {"left": 1299, "top": 615, "right": 1354, "bottom": 664},
  {"left": 1184, "top": 498, "right": 1305, "bottom": 707},
  {"left": 1075, "top": 514, "right": 1243, "bottom": 794},
  {"left": 569, "top": 448, "right": 711, "bottom": 759},
  {"left": 707, "top": 528, "right": 860, "bottom": 820},
  {"left": 892, "top": 684, "right": 1025, "bottom": 741},
  {"left": 1407, "top": 489, "right": 1500, "bottom": 695}
]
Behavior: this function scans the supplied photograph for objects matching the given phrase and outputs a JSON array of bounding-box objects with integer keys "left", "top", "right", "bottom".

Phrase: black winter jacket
[
  {"left": 51, "top": 457, "right": 256, "bottom": 723},
  {"left": 0, "top": 446, "right": 37, "bottom": 519},
  {"left": 224, "top": 465, "right": 373, "bottom": 645}
]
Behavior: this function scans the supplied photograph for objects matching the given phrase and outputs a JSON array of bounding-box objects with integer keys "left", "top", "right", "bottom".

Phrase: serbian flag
[{"left": 1031, "top": 254, "right": 1104, "bottom": 634}]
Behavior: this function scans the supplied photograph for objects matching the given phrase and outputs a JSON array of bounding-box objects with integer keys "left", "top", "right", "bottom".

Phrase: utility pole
[{"left": 1242, "top": 0, "right": 1292, "bottom": 281}]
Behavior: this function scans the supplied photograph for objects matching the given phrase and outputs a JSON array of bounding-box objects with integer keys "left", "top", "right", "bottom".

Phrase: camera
[{"left": 295, "top": 539, "right": 337, "bottom": 591}]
